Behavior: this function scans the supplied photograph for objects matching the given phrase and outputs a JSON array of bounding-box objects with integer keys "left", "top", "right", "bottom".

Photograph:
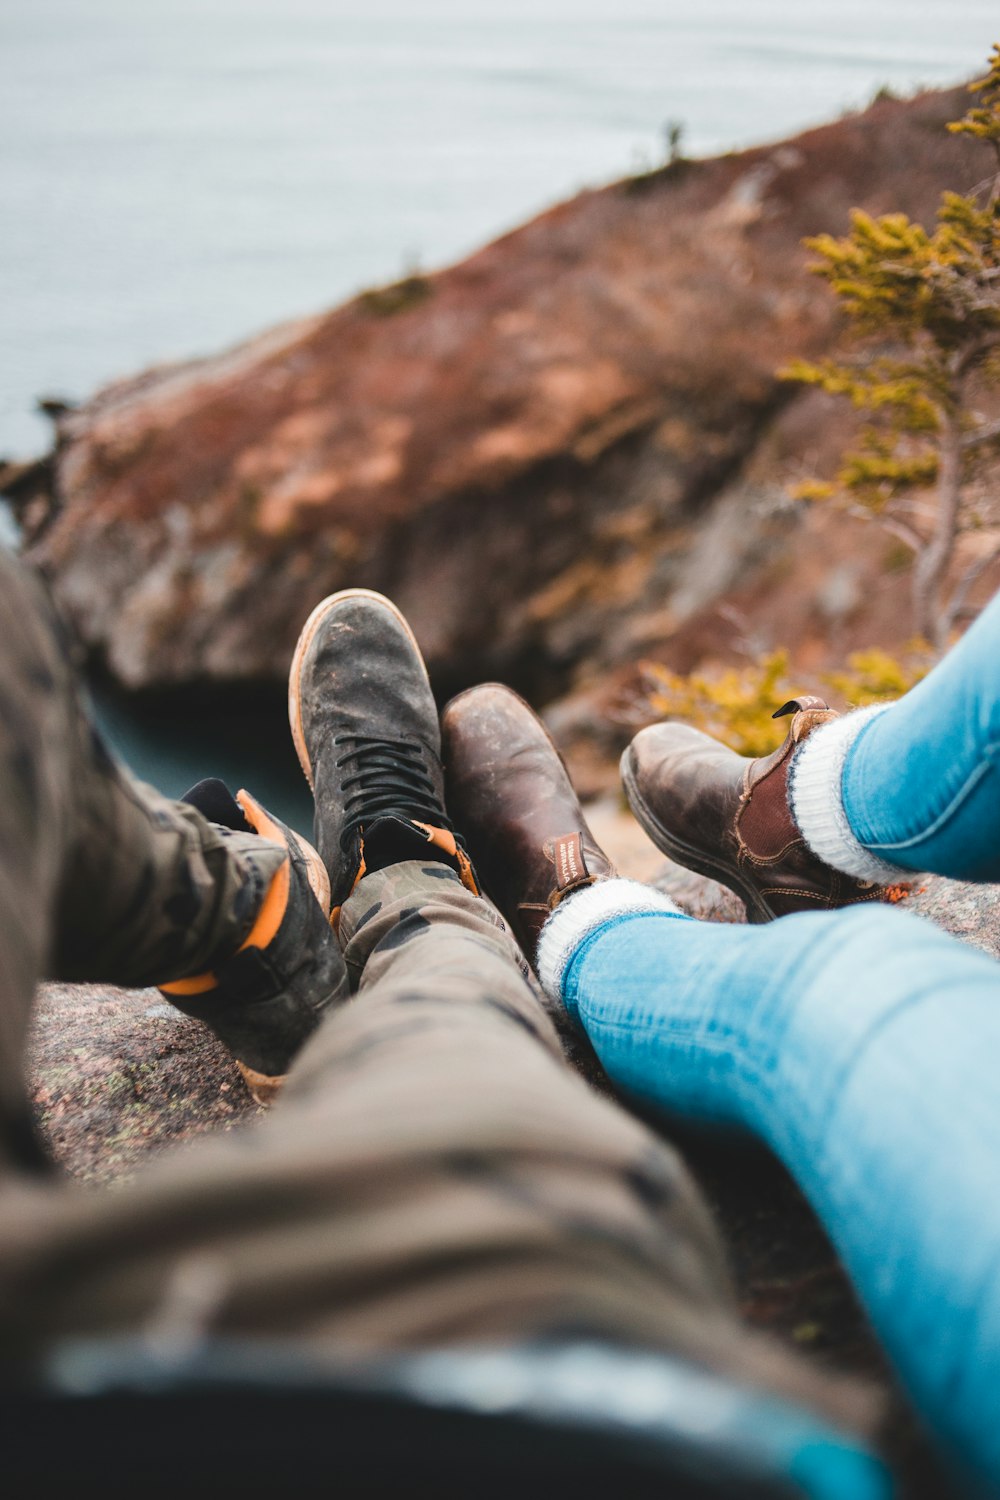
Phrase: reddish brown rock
[{"left": 7, "top": 86, "right": 988, "bottom": 709}]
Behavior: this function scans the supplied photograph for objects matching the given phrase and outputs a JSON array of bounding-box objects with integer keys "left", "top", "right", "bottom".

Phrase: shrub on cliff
[
  {"left": 781, "top": 45, "right": 1000, "bottom": 650},
  {"left": 641, "top": 645, "right": 932, "bottom": 757}
]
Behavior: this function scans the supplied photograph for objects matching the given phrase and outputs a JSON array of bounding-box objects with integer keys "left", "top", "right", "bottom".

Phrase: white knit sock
[
  {"left": 536, "top": 878, "right": 687, "bottom": 1003},
  {"left": 789, "top": 704, "right": 916, "bottom": 882}
]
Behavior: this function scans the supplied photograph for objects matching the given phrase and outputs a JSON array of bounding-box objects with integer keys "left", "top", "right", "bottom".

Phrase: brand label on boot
[{"left": 552, "top": 833, "right": 585, "bottom": 890}]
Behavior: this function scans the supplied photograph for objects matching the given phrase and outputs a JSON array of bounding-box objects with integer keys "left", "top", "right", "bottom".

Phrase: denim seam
[{"left": 862, "top": 752, "right": 999, "bottom": 854}]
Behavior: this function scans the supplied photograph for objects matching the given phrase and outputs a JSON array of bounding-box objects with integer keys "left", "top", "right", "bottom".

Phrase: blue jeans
[
  {"left": 560, "top": 908, "right": 1000, "bottom": 1493},
  {"left": 553, "top": 589, "right": 1000, "bottom": 1495},
  {"left": 842, "top": 586, "right": 1000, "bottom": 878}
]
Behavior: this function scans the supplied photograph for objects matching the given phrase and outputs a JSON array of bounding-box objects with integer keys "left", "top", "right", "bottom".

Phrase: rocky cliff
[{"left": 5, "top": 84, "right": 992, "bottom": 757}]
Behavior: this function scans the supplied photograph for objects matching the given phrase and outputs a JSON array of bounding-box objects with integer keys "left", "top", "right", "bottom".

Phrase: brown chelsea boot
[
  {"left": 621, "top": 696, "right": 886, "bottom": 923},
  {"left": 441, "top": 684, "right": 617, "bottom": 965}
]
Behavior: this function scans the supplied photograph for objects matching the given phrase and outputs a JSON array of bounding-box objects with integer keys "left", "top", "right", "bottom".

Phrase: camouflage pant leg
[
  {"left": 274, "top": 858, "right": 742, "bottom": 1355},
  {"left": 0, "top": 858, "right": 859, "bottom": 1426},
  {"left": 277, "top": 863, "right": 864, "bottom": 1420},
  {"left": 0, "top": 547, "right": 284, "bottom": 1163}
]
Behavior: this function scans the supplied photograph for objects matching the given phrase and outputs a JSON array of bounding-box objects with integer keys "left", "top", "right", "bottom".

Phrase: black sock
[
  {"left": 361, "top": 815, "right": 458, "bottom": 876},
  {"left": 182, "top": 777, "right": 253, "bottom": 834}
]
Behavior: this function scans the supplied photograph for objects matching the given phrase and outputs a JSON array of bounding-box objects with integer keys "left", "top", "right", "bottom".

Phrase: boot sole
[
  {"left": 288, "top": 588, "right": 431, "bottom": 791},
  {"left": 620, "top": 749, "right": 775, "bottom": 924}
]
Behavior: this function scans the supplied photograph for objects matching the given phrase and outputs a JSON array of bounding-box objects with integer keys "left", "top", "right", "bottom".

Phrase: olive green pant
[{"left": 0, "top": 547, "right": 859, "bottom": 1427}]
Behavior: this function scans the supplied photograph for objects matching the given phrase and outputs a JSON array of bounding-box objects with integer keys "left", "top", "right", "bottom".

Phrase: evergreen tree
[{"left": 782, "top": 46, "right": 1000, "bottom": 648}]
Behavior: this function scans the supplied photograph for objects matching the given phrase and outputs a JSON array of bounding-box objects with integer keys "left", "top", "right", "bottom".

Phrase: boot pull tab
[{"left": 772, "top": 695, "right": 830, "bottom": 720}]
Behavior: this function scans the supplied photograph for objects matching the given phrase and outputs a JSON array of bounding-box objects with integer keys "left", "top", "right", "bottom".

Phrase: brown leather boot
[
  {"left": 441, "top": 684, "right": 617, "bottom": 964},
  {"left": 621, "top": 696, "right": 886, "bottom": 923}
]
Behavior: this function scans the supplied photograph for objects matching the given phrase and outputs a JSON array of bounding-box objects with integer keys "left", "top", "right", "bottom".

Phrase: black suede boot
[{"left": 287, "top": 589, "right": 478, "bottom": 919}]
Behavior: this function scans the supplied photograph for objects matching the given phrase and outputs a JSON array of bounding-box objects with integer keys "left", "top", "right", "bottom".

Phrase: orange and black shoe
[
  {"left": 287, "top": 588, "right": 478, "bottom": 922},
  {"left": 159, "top": 780, "right": 350, "bottom": 1104}
]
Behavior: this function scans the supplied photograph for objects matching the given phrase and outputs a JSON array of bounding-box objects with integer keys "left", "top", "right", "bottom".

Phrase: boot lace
[{"left": 334, "top": 734, "right": 458, "bottom": 850}]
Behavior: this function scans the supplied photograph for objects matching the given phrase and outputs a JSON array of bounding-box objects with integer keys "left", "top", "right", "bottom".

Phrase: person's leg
[
  {"left": 537, "top": 888, "right": 1000, "bottom": 1495},
  {"left": 274, "top": 589, "right": 835, "bottom": 1401},
  {"left": 792, "top": 586, "right": 1000, "bottom": 881},
  {"left": 0, "top": 546, "right": 347, "bottom": 1150},
  {"left": 270, "top": 859, "right": 763, "bottom": 1366},
  {"left": 1, "top": 857, "right": 871, "bottom": 1438},
  {"left": 0, "top": 582, "right": 872, "bottom": 1465},
  {"left": 443, "top": 682, "right": 1000, "bottom": 1494}
]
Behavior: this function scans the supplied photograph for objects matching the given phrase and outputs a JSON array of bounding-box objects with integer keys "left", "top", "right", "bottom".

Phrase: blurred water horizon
[{"left": 2, "top": 0, "right": 998, "bottom": 458}]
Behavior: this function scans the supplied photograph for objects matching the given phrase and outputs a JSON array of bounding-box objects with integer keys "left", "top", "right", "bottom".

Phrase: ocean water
[{"left": 2, "top": 0, "right": 998, "bottom": 458}]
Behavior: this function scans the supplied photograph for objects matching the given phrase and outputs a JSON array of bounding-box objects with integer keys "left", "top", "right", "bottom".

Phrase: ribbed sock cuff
[
  {"left": 789, "top": 705, "right": 915, "bottom": 883},
  {"left": 536, "top": 878, "right": 687, "bottom": 1003}
]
